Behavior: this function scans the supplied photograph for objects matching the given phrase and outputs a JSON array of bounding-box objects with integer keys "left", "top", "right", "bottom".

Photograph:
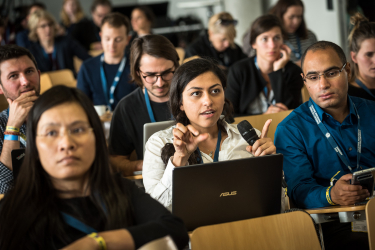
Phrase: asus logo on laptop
[{"left": 220, "top": 191, "right": 237, "bottom": 197}]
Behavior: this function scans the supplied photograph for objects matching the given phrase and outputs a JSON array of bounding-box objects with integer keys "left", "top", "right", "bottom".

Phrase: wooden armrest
[
  {"left": 306, "top": 204, "right": 366, "bottom": 214},
  {"left": 126, "top": 175, "right": 143, "bottom": 180}
]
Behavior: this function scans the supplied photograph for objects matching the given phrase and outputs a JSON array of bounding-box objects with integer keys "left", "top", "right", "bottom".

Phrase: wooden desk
[
  {"left": 0, "top": 194, "right": 3, "bottom": 200},
  {"left": 306, "top": 205, "right": 366, "bottom": 223},
  {"left": 126, "top": 175, "right": 143, "bottom": 180}
]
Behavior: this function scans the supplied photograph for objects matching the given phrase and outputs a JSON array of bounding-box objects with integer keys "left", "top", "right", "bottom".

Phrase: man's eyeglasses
[
  {"left": 303, "top": 63, "right": 347, "bottom": 84},
  {"left": 139, "top": 70, "right": 175, "bottom": 84},
  {"left": 215, "top": 19, "right": 238, "bottom": 26}
]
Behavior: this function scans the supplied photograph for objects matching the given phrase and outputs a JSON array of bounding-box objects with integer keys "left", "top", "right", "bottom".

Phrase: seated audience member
[
  {"left": 109, "top": 35, "right": 179, "bottom": 176},
  {"left": 0, "top": 45, "right": 40, "bottom": 193},
  {"left": 275, "top": 41, "right": 373, "bottom": 250},
  {"left": 243, "top": 0, "right": 318, "bottom": 66},
  {"left": 126, "top": 6, "right": 154, "bottom": 54},
  {"left": 77, "top": 13, "right": 137, "bottom": 111},
  {"left": 348, "top": 13, "right": 375, "bottom": 101},
  {"left": 71, "top": 0, "right": 112, "bottom": 51},
  {"left": 0, "top": 85, "right": 189, "bottom": 249},
  {"left": 0, "top": 18, "right": 6, "bottom": 45},
  {"left": 143, "top": 58, "right": 276, "bottom": 210},
  {"left": 15, "top": 3, "right": 46, "bottom": 48},
  {"left": 185, "top": 12, "right": 246, "bottom": 70},
  {"left": 60, "top": 0, "right": 85, "bottom": 34},
  {"left": 226, "top": 15, "right": 303, "bottom": 116},
  {"left": 27, "top": 10, "right": 90, "bottom": 76}
]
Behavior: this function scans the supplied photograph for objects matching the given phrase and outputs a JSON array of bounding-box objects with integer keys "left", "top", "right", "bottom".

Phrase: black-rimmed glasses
[{"left": 139, "top": 70, "right": 175, "bottom": 84}]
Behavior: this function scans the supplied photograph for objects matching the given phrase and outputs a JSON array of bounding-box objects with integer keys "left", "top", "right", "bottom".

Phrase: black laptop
[
  {"left": 11, "top": 149, "right": 25, "bottom": 181},
  {"left": 172, "top": 154, "right": 283, "bottom": 231}
]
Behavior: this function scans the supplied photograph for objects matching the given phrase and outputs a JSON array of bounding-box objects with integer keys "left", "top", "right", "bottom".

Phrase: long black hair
[
  {"left": 0, "top": 86, "right": 133, "bottom": 249},
  {"left": 161, "top": 58, "right": 233, "bottom": 165}
]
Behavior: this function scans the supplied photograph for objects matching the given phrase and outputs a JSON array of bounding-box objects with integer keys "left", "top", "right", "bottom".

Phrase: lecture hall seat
[
  {"left": 190, "top": 211, "right": 321, "bottom": 250},
  {"left": 366, "top": 198, "right": 375, "bottom": 249}
]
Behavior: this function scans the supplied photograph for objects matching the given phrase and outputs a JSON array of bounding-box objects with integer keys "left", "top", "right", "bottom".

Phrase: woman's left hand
[
  {"left": 246, "top": 119, "right": 276, "bottom": 156},
  {"left": 273, "top": 44, "right": 291, "bottom": 71}
]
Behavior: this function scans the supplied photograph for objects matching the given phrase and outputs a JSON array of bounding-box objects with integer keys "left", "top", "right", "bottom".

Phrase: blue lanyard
[
  {"left": 254, "top": 56, "right": 273, "bottom": 104},
  {"left": 144, "top": 88, "right": 156, "bottom": 123},
  {"left": 100, "top": 54, "right": 126, "bottom": 111},
  {"left": 286, "top": 36, "right": 302, "bottom": 59},
  {"left": 355, "top": 79, "right": 375, "bottom": 99},
  {"left": 197, "top": 128, "right": 221, "bottom": 163},
  {"left": 308, "top": 99, "right": 361, "bottom": 172},
  {"left": 61, "top": 212, "right": 97, "bottom": 234}
]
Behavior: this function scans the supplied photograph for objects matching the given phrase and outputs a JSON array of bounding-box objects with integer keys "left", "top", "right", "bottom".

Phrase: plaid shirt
[{"left": 0, "top": 109, "right": 26, "bottom": 193}]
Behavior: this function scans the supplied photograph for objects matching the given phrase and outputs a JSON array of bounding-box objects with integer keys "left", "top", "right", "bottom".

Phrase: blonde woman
[
  {"left": 60, "top": 0, "right": 85, "bottom": 33},
  {"left": 28, "top": 10, "right": 90, "bottom": 75},
  {"left": 185, "top": 12, "right": 246, "bottom": 70}
]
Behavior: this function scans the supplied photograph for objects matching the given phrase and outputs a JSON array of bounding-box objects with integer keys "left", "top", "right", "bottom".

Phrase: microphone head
[{"left": 237, "top": 120, "right": 259, "bottom": 146}]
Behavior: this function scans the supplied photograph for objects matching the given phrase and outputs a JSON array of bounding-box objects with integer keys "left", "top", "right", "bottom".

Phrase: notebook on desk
[{"left": 172, "top": 154, "right": 283, "bottom": 231}]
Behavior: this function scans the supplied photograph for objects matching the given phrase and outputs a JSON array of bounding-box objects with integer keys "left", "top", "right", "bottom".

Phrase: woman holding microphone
[{"left": 142, "top": 58, "right": 276, "bottom": 210}]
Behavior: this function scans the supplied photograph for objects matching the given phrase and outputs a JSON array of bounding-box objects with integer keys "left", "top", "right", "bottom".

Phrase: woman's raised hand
[
  {"left": 273, "top": 44, "right": 291, "bottom": 71},
  {"left": 172, "top": 123, "right": 209, "bottom": 167}
]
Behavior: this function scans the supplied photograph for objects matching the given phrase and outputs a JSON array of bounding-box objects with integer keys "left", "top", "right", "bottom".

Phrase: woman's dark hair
[
  {"left": 161, "top": 58, "right": 233, "bottom": 165},
  {"left": 348, "top": 13, "right": 375, "bottom": 82},
  {"left": 0, "top": 86, "right": 133, "bottom": 249},
  {"left": 269, "top": 0, "right": 308, "bottom": 39},
  {"left": 130, "top": 34, "right": 180, "bottom": 87},
  {"left": 133, "top": 6, "right": 155, "bottom": 25},
  {"left": 249, "top": 14, "right": 287, "bottom": 47}
]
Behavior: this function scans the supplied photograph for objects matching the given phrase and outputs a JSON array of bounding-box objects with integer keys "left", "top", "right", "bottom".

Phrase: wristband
[
  {"left": 4, "top": 135, "right": 19, "bottom": 141},
  {"left": 88, "top": 233, "right": 107, "bottom": 250},
  {"left": 4, "top": 131, "right": 20, "bottom": 136},
  {"left": 326, "top": 186, "right": 336, "bottom": 205},
  {"left": 6, "top": 126, "right": 19, "bottom": 132}
]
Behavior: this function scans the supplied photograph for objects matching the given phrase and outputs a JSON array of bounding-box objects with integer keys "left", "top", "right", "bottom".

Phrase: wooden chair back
[
  {"left": 366, "top": 198, "right": 375, "bottom": 249},
  {"left": 175, "top": 47, "right": 185, "bottom": 66},
  {"left": 183, "top": 55, "right": 200, "bottom": 64},
  {"left": 40, "top": 69, "right": 77, "bottom": 93},
  {"left": 190, "top": 211, "right": 321, "bottom": 250},
  {"left": 301, "top": 85, "right": 310, "bottom": 103},
  {"left": 0, "top": 94, "right": 8, "bottom": 112},
  {"left": 233, "top": 110, "right": 293, "bottom": 141}
]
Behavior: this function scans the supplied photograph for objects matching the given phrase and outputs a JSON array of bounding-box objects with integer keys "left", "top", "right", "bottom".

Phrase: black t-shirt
[
  {"left": 348, "top": 84, "right": 375, "bottom": 102},
  {"left": 9, "top": 177, "right": 189, "bottom": 249},
  {"left": 109, "top": 88, "right": 171, "bottom": 159}
]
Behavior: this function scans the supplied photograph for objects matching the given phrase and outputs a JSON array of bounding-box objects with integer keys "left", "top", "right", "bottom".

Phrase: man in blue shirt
[
  {"left": 275, "top": 41, "right": 373, "bottom": 249},
  {"left": 77, "top": 12, "right": 137, "bottom": 111}
]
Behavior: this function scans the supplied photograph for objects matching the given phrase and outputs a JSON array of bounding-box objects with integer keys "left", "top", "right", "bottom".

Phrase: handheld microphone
[
  {"left": 237, "top": 120, "right": 259, "bottom": 146},
  {"left": 237, "top": 120, "right": 288, "bottom": 188}
]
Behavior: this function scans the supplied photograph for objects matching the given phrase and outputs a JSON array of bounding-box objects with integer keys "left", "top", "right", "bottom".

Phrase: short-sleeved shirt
[
  {"left": 77, "top": 54, "right": 137, "bottom": 110},
  {"left": 109, "top": 88, "right": 171, "bottom": 159},
  {"left": 0, "top": 109, "right": 27, "bottom": 193},
  {"left": 275, "top": 96, "right": 375, "bottom": 209}
]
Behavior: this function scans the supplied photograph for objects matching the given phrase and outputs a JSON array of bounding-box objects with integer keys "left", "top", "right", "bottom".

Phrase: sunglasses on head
[{"left": 215, "top": 19, "right": 238, "bottom": 26}]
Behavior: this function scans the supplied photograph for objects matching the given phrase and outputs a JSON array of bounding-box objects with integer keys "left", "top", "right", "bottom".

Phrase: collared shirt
[
  {"left": 142, "top": 121, "right": 262, "bottom": 211},
  {"left": 0, "top": 109, "right": 27, "bottom": 193},
  {"left": 275, "top": 96, "right": 375, "bottom": 209}
]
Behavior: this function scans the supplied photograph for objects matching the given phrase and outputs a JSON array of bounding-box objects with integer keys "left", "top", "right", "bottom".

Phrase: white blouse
[{"left": 142, "top": 121, "right": 265, "bottom": 211}]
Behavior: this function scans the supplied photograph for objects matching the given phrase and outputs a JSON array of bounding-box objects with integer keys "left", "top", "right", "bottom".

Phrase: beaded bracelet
[
  {"left": 4, "top": 131, "right": 20, "bottom": 136},
  {"left": 88, "top": 233, "right": 107, "bottom": 250}
]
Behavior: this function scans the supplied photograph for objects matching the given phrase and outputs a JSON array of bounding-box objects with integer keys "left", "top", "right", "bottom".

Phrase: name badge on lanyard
[
  {"left": 308, "top": 99, "right": 361, "bottom": 172},
  {"left": 100, "top": 54, "right": 126, "bottom": 111}
]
